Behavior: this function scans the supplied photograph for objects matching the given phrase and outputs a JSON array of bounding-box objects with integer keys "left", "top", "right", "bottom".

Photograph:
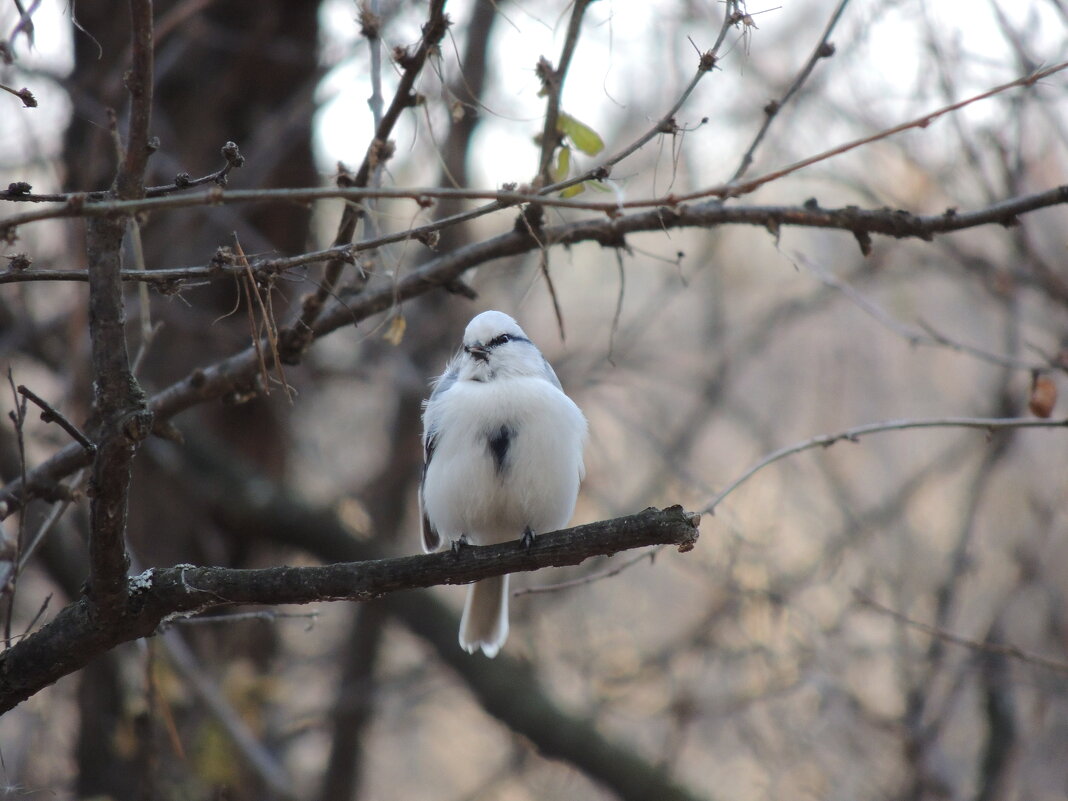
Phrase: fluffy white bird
[{"left": 419, "top": 310, "right": 588, "bottom": 657}]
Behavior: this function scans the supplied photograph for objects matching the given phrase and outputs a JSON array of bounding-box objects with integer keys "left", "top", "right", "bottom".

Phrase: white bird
[{"left": 419, "top": 310, "right": 588, "bottom": 657}]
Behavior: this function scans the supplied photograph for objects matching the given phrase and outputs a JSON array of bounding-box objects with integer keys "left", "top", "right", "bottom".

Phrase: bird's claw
[{"left": 520, "top": 527, "right": 535, "bottom": 550}]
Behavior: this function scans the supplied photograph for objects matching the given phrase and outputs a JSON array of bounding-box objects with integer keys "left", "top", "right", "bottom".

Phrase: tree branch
[
  {"left": 3, "top": 187, "right": 1068, "bottom": 519},
  {"left": 0, "top": 140, "right": 244, "bottom": 203},
  {"left": 534, "top": 0, "right": 592, "bottom": 186},
  {"left": 83, "top": 0, "right": 155, "bottom": 618},
  {"left": 728, "top": 0, "right": 850, "bottom": 182},
  {"left": 856, "top": 592, "right": 1068, "bottom": 674},
  {"left": 3, "top": 183, "right": 1066, "bottom": 290},
  {"left": 288, "top": 0, "right": 450, "bottom": 348},
  {"left": 203, "top": 446, "right": 707, "bottom": 801},
  {"left": 702, "top": 416, "right": 1068, "bottom": 514},
  {"left": 115, "top": 0, "right": 154, "bottom": 201},
  {"left": 0, "top": 506, "right": 699, "bottom": 713},
  {"left": 714, "top": 58, "right": 1068, "bottom": 201}
]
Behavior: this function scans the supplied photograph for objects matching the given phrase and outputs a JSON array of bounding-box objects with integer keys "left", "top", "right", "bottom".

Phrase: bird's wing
[
  {"left": 419, "top": 457, "right": 442, "bottom": 552},
  {"left": 540, "top": 356, "right": 564, "bottom": 390},
  {"left": 419, "top": 361, "right": 458, "bottom": 553}
]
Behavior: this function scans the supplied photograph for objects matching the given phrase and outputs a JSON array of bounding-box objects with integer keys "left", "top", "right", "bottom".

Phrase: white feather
[{"left": 419, "top": 311, "right": 587, "bottom": 657}]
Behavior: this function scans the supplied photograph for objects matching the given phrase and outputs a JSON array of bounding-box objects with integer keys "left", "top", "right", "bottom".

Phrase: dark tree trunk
[{"left": 61, "top": 4, "right": 321, "bottom": 799}]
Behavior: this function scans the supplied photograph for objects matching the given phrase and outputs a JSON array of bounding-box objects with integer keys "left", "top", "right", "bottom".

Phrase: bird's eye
[{"left": 487, "top": 334, "right": 512, "bottom": 348}]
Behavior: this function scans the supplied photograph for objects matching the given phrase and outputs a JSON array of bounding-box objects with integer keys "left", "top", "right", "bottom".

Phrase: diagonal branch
[
  {"left": 856, "top": 592, "right": 1068, "bottom": 674},
  {"left": 286, "top": 0, "right": 450, "bottom": 351},
  {"left": 712, "top": 58, "right": 1068, "bottom": 201},
  {"left": 728, "top": 0, "right": 851, "bottom": 182},
  {"left": 534, "top": 0, "right": 593, "bottom": 186}
]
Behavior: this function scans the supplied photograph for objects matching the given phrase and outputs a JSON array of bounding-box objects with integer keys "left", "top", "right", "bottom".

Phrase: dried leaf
[
  {"left": 1029, "top": 373, "right": 1057, "bottom": 418},
  {"left": 383, "top": 315, "right": 407, "bottom": 345}
]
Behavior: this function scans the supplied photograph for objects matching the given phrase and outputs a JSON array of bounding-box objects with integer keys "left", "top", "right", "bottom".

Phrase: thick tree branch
[
  {"left": 3, "top": 185, "right": 1066, "bottom": 289},
  {"left": 84, "top": 214, "right": 142, "bottom": 616},
  {"left": 115, "top": 0, "right": 154, "bottom": 201},
  {"left": 0, "top": 506, "right": 698, "bottom": 714},
  {"left": 83, "top": 0, "right": 155, "bottom": 618},
  {"left": 201, "top": 447, "right": 707, "bottom": 801}
]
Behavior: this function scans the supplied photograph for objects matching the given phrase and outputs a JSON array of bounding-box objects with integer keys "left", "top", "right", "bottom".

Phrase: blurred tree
[{"left": 1, "top": 2, "right": 1068, "bottom": 801}]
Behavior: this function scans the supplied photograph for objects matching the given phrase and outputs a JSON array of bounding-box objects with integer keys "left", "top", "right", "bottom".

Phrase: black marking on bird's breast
[{"left": 487, "top": 424, "right": 515, "bottom": 474}]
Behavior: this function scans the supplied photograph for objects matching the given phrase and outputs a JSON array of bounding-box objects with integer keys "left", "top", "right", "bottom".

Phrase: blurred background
[{"left": 1, "top": 1, "right": 1068, "bottom": 799}]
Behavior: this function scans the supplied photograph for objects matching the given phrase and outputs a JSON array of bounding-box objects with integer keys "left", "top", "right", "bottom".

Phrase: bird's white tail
[{"left": 459, "top": 575, "right": 509, "bottom": 658}]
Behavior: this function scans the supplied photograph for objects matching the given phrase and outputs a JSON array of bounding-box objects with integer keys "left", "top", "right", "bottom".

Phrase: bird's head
[{"left": 457, "top": 311, "right": 544, "bottom": 381}]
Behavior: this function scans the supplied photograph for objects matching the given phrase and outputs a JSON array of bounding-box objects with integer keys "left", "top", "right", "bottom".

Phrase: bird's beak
[{"left": 465, "top": 345, "right": 489, "bottom": 362}]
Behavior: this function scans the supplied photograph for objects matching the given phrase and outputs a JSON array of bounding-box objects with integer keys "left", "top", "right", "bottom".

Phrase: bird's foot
[
  {"left": 520, "top": 527, "right": 536, "bottom": 550},
  {"left": 451, "top": 534, "right": 471, "bottom": 554}
]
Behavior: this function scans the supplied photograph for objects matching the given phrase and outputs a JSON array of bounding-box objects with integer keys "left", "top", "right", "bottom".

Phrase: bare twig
[
  {"left": 536, "top": 4, "right": 735, "bottom": 198},
  {"left": 855, "top": 591, "right": 1068, "bottom": 674},
  {"left": 3, "top": 371, "right": 27, "bottom": 644},
  {"left": 115, "top": 0, "right": 155, "bottom": 201},
  {"left": 607, "top": 248, "right": 626, "bottom": 364},
  {"left": 713, "top": 59, "right": 1068, "bottom": 201},
  {"left": 702, "top": 416, "right": 1068, "bottom": 514},
  {"left": 6, "top": 0, "right": 41, "bottom": 49},
  {"left": 804, "top": 262, "right": 1050, "bottom": 372},
  {"left": 728, "top": 0, "right": 850, "bottom": 182},
  {"left": 363, "top": 0, "right": 385, "bottom": 232},
  {"left": 16, "top": 385, "right": 96, "bottom": 454},
  {"left": 1, "top": 141, "right": 245, "bottom": 204},
  {"left": 512, "top": 547, "right": 659, "bottom": 597},
  {"left": 0, "top": 242, "right": 357, "bottom": 286},
  {"left": 131, "top": 321, "right": 164, "bottom": 376},
  {"left": 538, "top": 250, "right": 566, "bottom": 341},
  {"left": 234, "top": 234, "right": 292, "bottom": 401},
  {"left": 160, "top": 628, "right": 298, "bottom": 798},
  {"left": 288, "top": 0, "right": 449, "bottom": 349},
  {"left": 4, "top": 178, "right": 1067, "bottom": 277},
  {"left": 16, "top": 469, "right": 84, "bottom": 573},
  {"left": 0, "top": 82, "right": 36, "bottom": 107},
  {"left": 534, "top": 0, "right": 593, "bottom": 186}
]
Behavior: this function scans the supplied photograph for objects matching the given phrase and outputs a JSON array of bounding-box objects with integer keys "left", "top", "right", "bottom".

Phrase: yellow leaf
[
  {"left": 552, "top": 145, "right": 571, "bottom": 183},
  {"left": 194, "top": 722, "right": 240, "bottom": 785},
  {"left": 558, "top": 112, "right": 605, "bottom": 156},
  {"left": 561, "top": 182, "right": 586, "bottom": 198},
  {"left": 383, "top": 315, "right": 406, "bottom": 345}
]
